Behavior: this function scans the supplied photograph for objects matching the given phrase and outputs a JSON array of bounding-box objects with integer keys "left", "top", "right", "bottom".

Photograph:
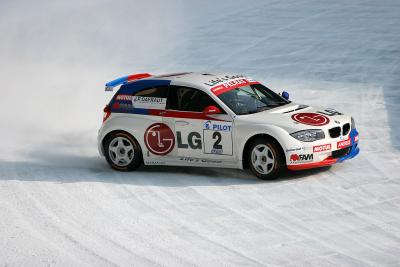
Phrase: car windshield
[{"left": 217, "top": 83, "right": 289, "bottom": 115}]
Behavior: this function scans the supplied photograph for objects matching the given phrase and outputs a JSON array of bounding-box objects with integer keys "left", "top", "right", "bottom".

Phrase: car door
[
  {"left": 162, "top": 85, "right": 235, "bottom": 165},
  {"left": 131, "top": 85, "right": 173, "bottom": 164}
]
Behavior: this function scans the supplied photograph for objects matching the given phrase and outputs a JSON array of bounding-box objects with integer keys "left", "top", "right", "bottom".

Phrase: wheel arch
[
  {"left": 241, "top": 133, "right": 287, "bottom": 169},
  {"left": 101, "top": 129, "right": 142, "bottom": 155}
]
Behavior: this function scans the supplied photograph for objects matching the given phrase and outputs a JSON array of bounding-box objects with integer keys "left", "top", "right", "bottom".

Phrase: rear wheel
[
  {"left": 104, "top": 132, "right": 142, "bottom": 171},
  {"left": 247, "top": 138, "right": 283, "bottom": 180}
]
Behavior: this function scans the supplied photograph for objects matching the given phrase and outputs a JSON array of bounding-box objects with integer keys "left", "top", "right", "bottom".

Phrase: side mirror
[
  {"left": 203, "top": 105, "right": 221, "bottom": 115},
  {"left": 281, "top": 91, "right": 289, "bottom": 100}
]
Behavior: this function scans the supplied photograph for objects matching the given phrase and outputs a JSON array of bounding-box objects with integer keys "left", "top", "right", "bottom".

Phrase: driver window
[{"left": 218, "top": 87, "right": 260, "bottom": 114}]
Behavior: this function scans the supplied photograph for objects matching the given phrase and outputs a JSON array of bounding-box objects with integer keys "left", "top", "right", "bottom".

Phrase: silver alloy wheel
[
  {"left": 108, "top": 137, "right": 134, "bottom": 167},
  {"left": 251, "top": 144, "right": 275, "bottom": 175}
]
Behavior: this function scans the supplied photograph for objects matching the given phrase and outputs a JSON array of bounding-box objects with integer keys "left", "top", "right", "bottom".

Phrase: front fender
[{"left": 236, "top": 123, "right": 302, "bottom": 166}]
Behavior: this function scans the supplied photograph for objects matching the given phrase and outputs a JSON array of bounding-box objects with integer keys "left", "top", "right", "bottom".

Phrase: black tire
[
  {"left": 103, "top": 131, "right": 142, "bottom": 171},
  {"left": 247, "top": 137, "right": 284, "bottom": 180}
]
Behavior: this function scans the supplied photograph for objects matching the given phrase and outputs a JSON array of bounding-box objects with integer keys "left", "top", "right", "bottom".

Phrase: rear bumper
[
  {"left": 97, "top": 128, "right": 105, "bottom": 157},
  {"left": 287, "top": 128, "right": 359, "bottom": 171}
]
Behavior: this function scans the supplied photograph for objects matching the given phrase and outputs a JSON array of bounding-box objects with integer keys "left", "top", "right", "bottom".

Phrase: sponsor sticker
[
  {"left": 203, "top": 120, "right": 233, "bottom": 155},
  {"left": 203, "top": 120, "right": 232, "bottom": 132},
  {"left": 112, "top": 102, "right": 134, "bottom": 111},
  {"left": 179, "top": 157, "right": 222, "bottom": 164},
  {"left": 145, "top": 161, "right": 165, "bottom": 165},
  {"left": 211, "top": 148, "right": 223, "bottom": 154},
  {"left": 292, "top": 113, "right": 330, "bottom": 126},
  {"left": 210, "top": 78, "right": 259, "bottom": 95},
  {"left": 177, "top": 131, "right": 202, "bottom": 150},
  {"left": 204, "top": 74, "right": 246, "bottom": 87},
  {"left": 318, "top": 108, "right": 343, "bottom": 116},
  {"left": 337, "top": 138, "right": 351, "bottom": 149},
  {"left": 116, "top": 94, "right": 132, "bottom": 101},
  {"left": 205, "top": 75, "right": 259, "bottom": 96},
  {"left": 132, "top": 96, "right": 167, "bottom": 109},
  {"left": 144, "top": 123, "right": 175, "bottom": 155},
  {"left": 290, "top": 153, "right": 313, "bottom": 164},
  {"left": 119, "top": 103, "right": 134, "bottom": 110},
  {"left": 313, "top": 144, "right": 332, "bottom": 153}
]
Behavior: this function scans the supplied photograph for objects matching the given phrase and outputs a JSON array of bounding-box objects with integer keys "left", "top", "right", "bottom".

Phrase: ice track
[{"left": 0, "top": 0, "right": 400, "bottom": 266}]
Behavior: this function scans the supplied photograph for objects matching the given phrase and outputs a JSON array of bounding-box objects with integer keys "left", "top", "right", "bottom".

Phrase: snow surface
[{"left": 1, "top": 0, "right": 400, "bottom": 266}]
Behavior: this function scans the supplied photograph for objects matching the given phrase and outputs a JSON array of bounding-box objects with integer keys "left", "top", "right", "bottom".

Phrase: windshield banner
[{"left": 210, "top": 78, "right": 259, "bottom": 95}]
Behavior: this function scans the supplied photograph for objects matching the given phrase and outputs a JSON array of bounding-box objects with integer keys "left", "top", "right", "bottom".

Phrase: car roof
[
  {"left": 147, "top": 72, "right": 250, "bottom": 91},
  {"left": 106, "top": 71, "right": 254, "bottom": 95}
]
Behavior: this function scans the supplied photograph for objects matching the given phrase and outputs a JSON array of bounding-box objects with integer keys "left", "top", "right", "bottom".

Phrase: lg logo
[
  {"left": 144, "top": 123, "right": 175, "bottom": 155},
  {"left": 292, "top": 113, "right": 330, "bottom": 126}
]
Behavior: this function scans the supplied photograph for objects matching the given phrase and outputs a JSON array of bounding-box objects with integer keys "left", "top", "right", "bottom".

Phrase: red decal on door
[{"left": 144, "top": 123, "right": 175, "bottom": 155}]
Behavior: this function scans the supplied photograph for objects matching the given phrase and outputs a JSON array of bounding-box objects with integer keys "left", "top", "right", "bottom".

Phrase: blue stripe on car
[
  {"left": 109, "top": 79, "right": 171, "bottom": 114},
  {"left": 337, "top": 128, "right": 359, "bottom": 162},
  {"left": 118, "top": 79, "right": 171, "bottom": 95}
]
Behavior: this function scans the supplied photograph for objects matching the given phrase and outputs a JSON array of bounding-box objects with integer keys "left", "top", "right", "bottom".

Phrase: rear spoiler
[{"left": 105, "top": 73, "right": 152, "bottom": 91}]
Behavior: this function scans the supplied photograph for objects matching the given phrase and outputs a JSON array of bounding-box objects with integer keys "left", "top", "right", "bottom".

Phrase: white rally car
[{"left": 98, "top": 72, "right": 359, "bottom": 180}]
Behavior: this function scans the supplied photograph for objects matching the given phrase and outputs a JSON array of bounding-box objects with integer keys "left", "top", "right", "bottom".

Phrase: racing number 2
[
  {"left": 212, "top": 132, "right": 222, "bottom": 149},
  {"left": 203, "top": 121, "right": 233, "bottom": 155}
]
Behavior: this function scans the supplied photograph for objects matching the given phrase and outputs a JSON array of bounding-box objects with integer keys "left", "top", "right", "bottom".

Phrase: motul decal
[
  {"left": 313, "top": 144, "right": 332, "bottom": 153},
  {"left": 115, "top": 94, "right": 132, "bottom": 101}
]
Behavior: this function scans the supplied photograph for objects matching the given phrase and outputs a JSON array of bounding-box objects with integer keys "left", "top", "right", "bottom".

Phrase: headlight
[
  {"left": 290, "top": 130, "right": 325, "bottom": 142},
  {"left": 351, "top": 117, "right": 355, "bottom": 130}
]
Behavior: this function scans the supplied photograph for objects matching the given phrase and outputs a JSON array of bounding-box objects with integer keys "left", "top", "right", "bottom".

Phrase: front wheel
[
  {"left": 104, "top": 132, "right": 142, "bottom": 171},
  {"left": 247, "top": 138, "right": 283, "bottom": 180}
]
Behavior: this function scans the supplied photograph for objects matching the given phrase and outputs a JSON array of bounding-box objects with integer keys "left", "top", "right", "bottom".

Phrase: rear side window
[
  {"left": 131, "top": 86, "right": 169, "bottom": 109},
  {"left": 133, "top": 86, "right": 169, "bottom": 98},
  {"left": 166, "top": 86, "right": 223, "bottom": 112}
]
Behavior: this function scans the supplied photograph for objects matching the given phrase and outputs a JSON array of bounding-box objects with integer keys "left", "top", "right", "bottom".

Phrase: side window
[
  {"left": 133, "top": 86, "right": 169, "bottom": 98},
  {"left": 167, "top": 86, "right": 224, "bottom": 113},
  {"left": 132, "top": 86, "right": 169, "bottom": 109}
]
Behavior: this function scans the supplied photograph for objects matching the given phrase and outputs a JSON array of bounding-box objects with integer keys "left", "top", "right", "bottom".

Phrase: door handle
[{"left": 175, "top": 121, "right": 189, "bottom": 126}]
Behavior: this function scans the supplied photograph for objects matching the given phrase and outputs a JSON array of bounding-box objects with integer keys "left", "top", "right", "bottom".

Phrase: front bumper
[{"left": 287, "top": 128, "right": 359, "bottom": 171}]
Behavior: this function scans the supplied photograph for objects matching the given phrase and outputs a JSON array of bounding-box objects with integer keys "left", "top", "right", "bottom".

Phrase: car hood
[{"left": 238, "top": 102, "right": 351, "bottom": 133}]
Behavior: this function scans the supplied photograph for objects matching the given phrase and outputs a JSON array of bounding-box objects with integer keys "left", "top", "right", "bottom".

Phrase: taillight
[{"left": 103, "top": 105, "right": 111, "bottom": 122}]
